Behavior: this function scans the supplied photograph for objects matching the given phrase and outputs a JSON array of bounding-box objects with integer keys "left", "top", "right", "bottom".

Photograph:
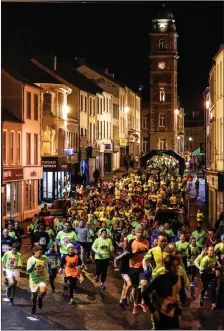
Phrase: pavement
[{"left": 2, "top": 168, "right": 224, "bottom": 330}]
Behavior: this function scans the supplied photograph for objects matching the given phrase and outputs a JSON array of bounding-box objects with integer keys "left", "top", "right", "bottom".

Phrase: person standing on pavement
[
  {"left": 92, "top": 228, "right": 113, "bottom": 290},
  {"left": 27, "top": 245, "right": 50, "bottom": 314},
  {"left": 75, "top": 220, "right": 89, "bottom": 269},
  {"left": 2, "top": 243, "right": 23, "bottom": 305},
  {"left": 142, "top": 255, "right": 186, "bottom": 330},
  {"left": 195, "top": 178, "right": 200, "bottom": 198}
]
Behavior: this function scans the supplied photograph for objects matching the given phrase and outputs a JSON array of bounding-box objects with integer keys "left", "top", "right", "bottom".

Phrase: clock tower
[{"left": 149, "top": 8, "right": 180, "bottom": 151}]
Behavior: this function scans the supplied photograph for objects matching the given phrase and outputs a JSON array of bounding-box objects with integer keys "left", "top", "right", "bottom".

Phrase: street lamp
[
  {"left": 175, "top": 109, "right": 179, "bottom": 115},
  {"left": 189, "top": 137, "right": 193, "bottom": 152},
  {"left": 124, "top": 106, "right": 129, "bottom": 113}
]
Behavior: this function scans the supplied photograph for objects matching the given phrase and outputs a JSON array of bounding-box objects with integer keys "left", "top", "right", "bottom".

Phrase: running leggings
[
  {"left": 95, "top": 258, "right": 110, "bottom": 283},
  {"left": 66, "top": 277, "right": 77, "bottom": 299},
  {"left": 200, "top": 272, "right": 217, "bottom": 304}
]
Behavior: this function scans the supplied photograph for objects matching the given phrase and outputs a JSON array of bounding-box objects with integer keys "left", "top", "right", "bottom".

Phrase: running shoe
[
  {"left": 100, "top": 283, "right": 106, "bottom": 290},
  {"left": 9, "top": 299, "right": 15, "bottom": 306},
  {"left": 6, "top": 287, "right": 11, "bottom": 298},
  {"left": 190, "top": 282, "right": 195, "bottom": 287},
  {"left": 132, "top": 305, "right": 139, "bottom": 315},
  {"left": 211, "top": 303, "right": 216, "bottom": 311},
  {"left": 69, "top": 298, "right": 76, "bottom": 305},
  {"left": 31, "top": 306, "right": 36, "bottom": 314},
  {"left": 119, "top": 302, "right": 125, "bottom": 309},
  {"left": 199, "top": 295, "right": 204, "bottom": 307},
  {"left": 141, "top": 303, "right": 149, "bottom": 313},
  {"left": 37, "top": 296, "right": 43, "bottom": 309},
  {"left": 95, "top": 275, "right": 99, "bottom": 283},
  {"left": 204, "top": 291, "right": 209, "bottom": 299},
  {"left": 122, "top": 298, "right": 128, "bottom": 308}
]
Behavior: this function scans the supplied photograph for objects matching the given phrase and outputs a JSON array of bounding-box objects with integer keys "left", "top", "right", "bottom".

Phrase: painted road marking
[
  {"left": 26, "top": 317, "right": 39, "bottom": 321},
  {"left": 3, "top": 298, "right": 10, "bottom": 302}
]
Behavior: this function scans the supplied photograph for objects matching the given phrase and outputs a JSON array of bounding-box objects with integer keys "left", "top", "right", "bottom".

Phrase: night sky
[{"left": 2, "top": 1, "right": 224, "bottom": 115}]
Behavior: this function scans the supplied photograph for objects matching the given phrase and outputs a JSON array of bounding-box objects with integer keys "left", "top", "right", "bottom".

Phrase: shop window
[{"left": 24, "top": 180, "right": 35, "bottom": 211}]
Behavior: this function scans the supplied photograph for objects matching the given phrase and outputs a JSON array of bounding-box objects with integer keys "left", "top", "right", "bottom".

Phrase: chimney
[
  {"left": 105, "top": 68, "right": 109, "bottom": 75},
  {"left": 54, "top": 55, "right": 57, "bottom": 71}
]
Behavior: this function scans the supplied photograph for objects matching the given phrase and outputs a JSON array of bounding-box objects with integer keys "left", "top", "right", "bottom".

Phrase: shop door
[
  {"left": 120, "top": 148, "right": 125, "bottom": 167},
  {"left": 104, "top": 154, "right": 111, "bottom": 172}
]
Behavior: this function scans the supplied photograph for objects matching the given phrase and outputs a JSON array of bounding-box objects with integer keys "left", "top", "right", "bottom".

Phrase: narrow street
[{"left": 2, "top": 176, "right": 224, "bottom": 330}]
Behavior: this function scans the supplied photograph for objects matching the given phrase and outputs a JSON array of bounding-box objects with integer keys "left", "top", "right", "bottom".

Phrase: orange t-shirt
[
  {"left": 129, "top": 239, "right": 149, "bottom": 269},
  {"left": 64, "top": 255, "right": 80, "bottom": 278}
]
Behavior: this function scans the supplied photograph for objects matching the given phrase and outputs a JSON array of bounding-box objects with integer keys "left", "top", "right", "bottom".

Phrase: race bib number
[
  {"left": 161, "top": 297, "right": 177, "bottom": 318},
  {"left": 63, "top": 237, "right": 71, "bottom": 246},
  {"left": 39, "top": 237, "right": 46, "bottom": 245},
  {"left": 34, "top": 264, "right": 45, "bottom": 276},
  {"left": 50, "top": 260, "right": 56, "bottom": 268},
  {"left": 2, "top": 245, "right": 10, "bottom": 252},
  {"left": 7, "top": 258, "right": 17, "bottom": 268}
]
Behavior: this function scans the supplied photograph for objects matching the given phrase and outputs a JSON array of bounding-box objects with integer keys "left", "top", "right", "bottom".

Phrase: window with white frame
[
  {"left": 160, "top": 88, "right": 165, "bottom": 102},
  {"left": 143, "top": 117, "right": 149, "bottom": 129},
  {"left": 159, "top": 138, "right": 166, "bottom": 150},
  {"left": 143, "top": 140, "right": 149, "bottom": 153},
  {"left": 3, "top": 130, "right": 7, "bottom": 164},
  {"left": 10, "top": 131, "right": 14, "bottom": 164},
  {"left": 159, "top": 114, "right": 165, "bottom": 127},
  {"left": 16, "top": 132, "right": 21, "bottom": 165}
]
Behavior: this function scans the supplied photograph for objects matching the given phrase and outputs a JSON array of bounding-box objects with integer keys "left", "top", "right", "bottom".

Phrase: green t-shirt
[
  {"left": 200, "top": 256, "right": 217, "bottom": 272},
  {"left": 126, "top": 234, "right": 136, "bottom": 242},
  {"left": 27, "top": 255, "right": 50, "bottom": 286},
  {"left": 2, "top": 251, "right": 23, "bottom": 270},
  {"left": 54, "top": 221, "right": 63, "bottom": 229},
  {"left": 176, "top": 241, "right": 190, "bottom": 257},
  {"left": 8, "top": 231, "right": 16, "bottom": 238},
  {"left": 131, "top": 221, "right": 140, "bottom": 228},
  {"left": 88, "top": 229, "right": 95, "bottom": 243},
  {"left": 165, "top": 229, "right": 174, "bottom": 239},
  {"left": 92, "top": 237, "right": 112, "bottom": 260},
  {"left": 192, "top": 230, "right": 206, "bottom": 248},
  {"left": 56, "top": 231, "right": 78, "bottom": 254},
  {"left": 215, "top": 242, "right": 224, "bottom": 254}
]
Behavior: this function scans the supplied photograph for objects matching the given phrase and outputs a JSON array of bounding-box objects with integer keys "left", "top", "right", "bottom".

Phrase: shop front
[
  {"left": 104, "top": 142, "right": 113, "bottom": 173},
  {"left": 119, "top": 139, "right": 127, "bottom": 168},
  {"left": 2, "top": 168, "right": 23, "bottom": 225},
  {"left": 41, "top": 157, "right": 67, "bottom": 202},
  {"left": 23, "top": 167, "right": 43, "bottom": 220}
]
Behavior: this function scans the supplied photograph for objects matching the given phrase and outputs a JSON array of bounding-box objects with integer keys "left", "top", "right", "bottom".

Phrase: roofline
[
  {"left": 2, "top": 68, "right": 42, "bottom": 90},
  {"left": 213, "top": 44, "right": 224, "bottom": 61}
]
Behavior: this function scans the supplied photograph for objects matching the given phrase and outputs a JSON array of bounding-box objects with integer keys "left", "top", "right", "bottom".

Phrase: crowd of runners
[{"left": 1, "top": 154, "right": 224, "bottom": 330}]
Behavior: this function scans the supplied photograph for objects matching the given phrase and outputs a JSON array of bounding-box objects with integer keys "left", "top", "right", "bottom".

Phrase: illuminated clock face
[
  {"left": 158, "top": 62, "right": 166, "bottom": 70},
  {"left": 159, "top": 23, "right": 167, "bottom": 31}
]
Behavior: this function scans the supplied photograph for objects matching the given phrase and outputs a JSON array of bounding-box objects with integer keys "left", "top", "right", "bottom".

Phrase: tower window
[
  {"left": 160, "top": 88, "right": 165, "bottom": 102},
  {"left": 159, "top": 39, "right": 165, "bottom": 50}
]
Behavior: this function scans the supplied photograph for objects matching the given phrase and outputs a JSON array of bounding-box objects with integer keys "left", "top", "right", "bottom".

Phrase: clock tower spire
[{"left": 149, "top": 7, "right": 181, "bottom": 152}]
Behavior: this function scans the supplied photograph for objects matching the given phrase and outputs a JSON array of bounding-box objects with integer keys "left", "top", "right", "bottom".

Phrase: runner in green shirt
[
  {"left": 175, "top": 233, "right": 190, "bottom": 270},
  {"left": 27, "top": 245, "right": 50, "bottom": 315},
  {"left": 92, "top": 229, "right": 113, "bottom": 290},
  {"left": 192, "top": 226, "right": 206, "bottom": 251},
  {"left": 56, "top": 222, "right": 78, "bottom": 255},
  {"left": 2, "top": 243, "right": 23, "bottom": 305}
]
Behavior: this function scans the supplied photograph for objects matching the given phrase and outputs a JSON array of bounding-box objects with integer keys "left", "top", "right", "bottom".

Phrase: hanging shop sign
[
  {"left": 3, "top": 168, "right": 23, "bottom": 182},
  {"left": 42, "top": 157, "right": 58, "bottom": 171}
]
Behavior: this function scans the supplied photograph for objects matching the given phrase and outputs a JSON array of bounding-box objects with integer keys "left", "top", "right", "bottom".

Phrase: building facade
[
  {"left": 76, "top": 63, "right": 141, "bottom": 168},
  {"left": 2, "top": 68, "right": 43, "bottom": 221},
  {"left": 141, "top": 103, "right": 150, "bottom": 153},
  {"left": 205, "top": 45, "right": 224, "bottom": 225},
  {"left": 184, "top": 117, "right": 204, "bottom": 152},
  {"left": 149, "top": 9, "right": 180, "bottom": 151}
]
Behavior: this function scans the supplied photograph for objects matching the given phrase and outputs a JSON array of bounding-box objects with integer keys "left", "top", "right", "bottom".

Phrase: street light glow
[
  {"left": 189, "top": 137, "right": 193, "bottom": 141},
  {"left": 175, "top": 109, "right": 179, "bottom": 115},
  {"left": 124, "top": 106, "right": 129, "bottom": 113},
  {"left": 206, "top": 100, "right": 210, "bottom": 109}
]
